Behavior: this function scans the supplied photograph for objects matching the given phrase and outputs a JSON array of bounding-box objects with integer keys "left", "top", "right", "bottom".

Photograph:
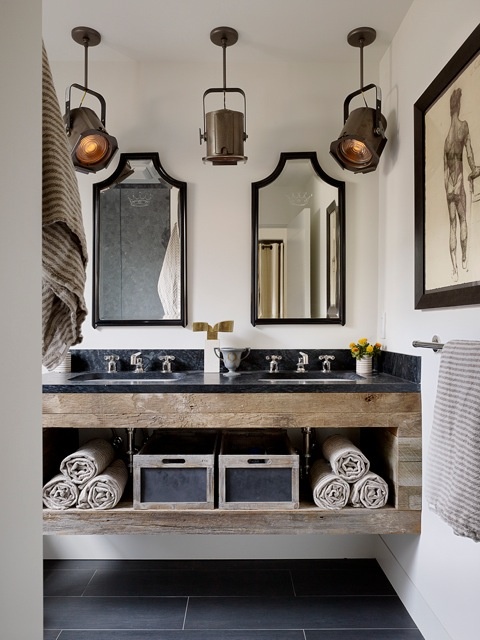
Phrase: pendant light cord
[
  {"left": 359, "top": 38, "right": 368, "bottom": 107},
  {"left": 78, "top": 36, "right": 90, "bottom": 107},
  {"left": 222, "top": 36, "right": 227, "bottom": 109}
]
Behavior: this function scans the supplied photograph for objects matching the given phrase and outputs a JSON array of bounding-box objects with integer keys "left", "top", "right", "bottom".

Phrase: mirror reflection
[
  {"left": 93, "top": 152, "right": 187, "bottom": 327},
  {"left": 252, "top": 152, "right": 345, "bottom": 325}
]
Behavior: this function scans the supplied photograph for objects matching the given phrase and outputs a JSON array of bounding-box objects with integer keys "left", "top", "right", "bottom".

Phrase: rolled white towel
[
  {"left": 43, "top": 474, "right": 79, "bottom": 510},
  {"left": 310, "top": 459, "right": 350, "bottom": 509},
  {"left": 350, "top": 471, "right": 389, "bottom": 509},
  {"left": 77, "top": 459, "right": 129, "bottom": 510},
  {"left": 322, "top": 434, "right": 370, "bottom": 483},
  {"left": 60, "top": 438, "right": 116, "bottom": 485}
]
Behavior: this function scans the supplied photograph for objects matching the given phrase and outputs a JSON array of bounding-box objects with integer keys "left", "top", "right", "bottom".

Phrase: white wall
[
  {"left": 378, "top": 1, "right": 480, "bottom": 639},
  {"left": 44, "top": 53, "right": 384, "bottom": 560},
  {"left": 0, "top": 1, "right": 43, "bottom": 638},
  {"left": 46, "top": 56, "right": 382, "bottom": 352}
]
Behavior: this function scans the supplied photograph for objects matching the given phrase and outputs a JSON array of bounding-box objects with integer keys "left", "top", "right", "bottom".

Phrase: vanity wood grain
[{"left": 42, "top": 391, "right": 422, "bottom": 535}]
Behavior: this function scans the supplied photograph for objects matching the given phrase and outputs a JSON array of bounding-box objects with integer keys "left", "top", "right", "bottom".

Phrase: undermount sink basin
[
  {"left": 68, "top": 371, "right": 186, "bottom": 384},
  {"left": 255, "top": 371, "right": 360, "bottom": 384}
]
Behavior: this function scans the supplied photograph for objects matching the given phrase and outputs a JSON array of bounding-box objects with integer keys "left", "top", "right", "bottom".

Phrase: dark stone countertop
[{"left": 42, "top": 369, "right": 420, "bottom": 394}]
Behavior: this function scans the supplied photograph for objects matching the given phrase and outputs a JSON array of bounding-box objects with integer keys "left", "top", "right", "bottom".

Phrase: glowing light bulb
[
  {"left": 76, "top": 134, "right": 110, "bottom": 165},
  {"left": 340, "top": 138, "right": 373, "bottom": 165}
]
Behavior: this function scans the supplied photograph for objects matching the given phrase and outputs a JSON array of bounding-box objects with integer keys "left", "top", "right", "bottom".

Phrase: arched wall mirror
[
  {"left": 251, "top": 151, "right": 345, "bottom": 325},
  {"left": 93, "top": 152, "right": 187, "bottom": 327}
]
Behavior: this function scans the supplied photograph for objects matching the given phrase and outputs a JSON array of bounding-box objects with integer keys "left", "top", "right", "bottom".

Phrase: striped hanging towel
[
  {"left": 426, "top": 340, "right": 480, "bottom": 542},
  {"left": 42, "top": 42, "right": 88, "bottom": 370}
]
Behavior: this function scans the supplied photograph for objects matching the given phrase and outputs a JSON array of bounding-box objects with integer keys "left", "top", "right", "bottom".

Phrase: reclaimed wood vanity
[{"left": 42, "top": 368, "right": 422, "bottom": 536}]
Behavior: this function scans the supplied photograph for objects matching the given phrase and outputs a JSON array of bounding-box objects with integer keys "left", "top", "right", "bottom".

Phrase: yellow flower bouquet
[{"left": 349, "top": 338, "right": 382, "bottom": 360}]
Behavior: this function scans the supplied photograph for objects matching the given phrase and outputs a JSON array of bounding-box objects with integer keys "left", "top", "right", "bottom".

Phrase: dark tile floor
[{"left": 44, "top": 559, "right": 425, "bottom": 640}]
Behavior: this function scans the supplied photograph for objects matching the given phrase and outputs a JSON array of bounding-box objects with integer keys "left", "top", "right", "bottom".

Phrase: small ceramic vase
[{"left": 356, "top": 357, "right": 373, "bottom": 377}]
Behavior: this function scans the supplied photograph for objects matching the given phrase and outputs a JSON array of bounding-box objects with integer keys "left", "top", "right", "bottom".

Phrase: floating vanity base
[
  {"left": 43, "top": 502, "right": 420, "bottom": 535},
  {"left": 43, "top": 390, "right": 422, "bottom": 536}
]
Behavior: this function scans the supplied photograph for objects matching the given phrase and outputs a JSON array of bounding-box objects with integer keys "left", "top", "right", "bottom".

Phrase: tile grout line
[
  {"left": 182, "top": 595, "right": 190, "bottom": 630},
  {"left": 80, "top": 568, "right": 98, "bottom": 597},
  {"left": 289, "top": 569, "right": 297, "bottom": 596}
]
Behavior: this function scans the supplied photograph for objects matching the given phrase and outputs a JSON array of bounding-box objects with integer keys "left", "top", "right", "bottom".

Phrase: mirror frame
[
  {"left": 92, "top": 152, "right": 187, "bottom": 327},
  {"left": 251, "top": 151, "right": 345, "bottom": 325}
]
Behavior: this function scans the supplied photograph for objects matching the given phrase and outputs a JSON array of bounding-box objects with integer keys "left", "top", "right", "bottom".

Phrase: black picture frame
[{"left": 414, "top": 23, "right": 480, "bottom": 309}]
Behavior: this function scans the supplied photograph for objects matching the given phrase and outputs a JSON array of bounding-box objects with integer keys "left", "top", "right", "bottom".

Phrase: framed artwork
[{"left": 414, "top": 22, "right": 480, "bottom": 309}]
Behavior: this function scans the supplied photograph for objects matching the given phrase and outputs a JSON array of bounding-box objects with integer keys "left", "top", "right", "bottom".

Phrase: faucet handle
[
  {"left": 319, "top": 355, "right": 335, "bottom": 372},
  {"left": 104, "top": 354, "right": 119, "bottom": 373},
  {"left": 159, "top": 355, "right": 175, "bottom": 372},
  {"left": 266, "top": 355, "right": 282, "bottom": 372}
]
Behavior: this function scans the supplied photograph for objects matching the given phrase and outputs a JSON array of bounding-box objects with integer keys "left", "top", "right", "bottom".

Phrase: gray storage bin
[
  {"left": 219, "top": 430, "right": 299, "bottom": 509},
  {"left": 133, "top": 430, "right": 218, "bottom": 509}
]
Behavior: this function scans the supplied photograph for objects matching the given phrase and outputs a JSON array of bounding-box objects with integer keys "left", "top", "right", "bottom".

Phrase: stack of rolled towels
[
  {"left": 310, "top": 434, "right": 389, "bottom": 510},
  {"left": 42, "top": 438, "right": 128, "bottom": 510}
]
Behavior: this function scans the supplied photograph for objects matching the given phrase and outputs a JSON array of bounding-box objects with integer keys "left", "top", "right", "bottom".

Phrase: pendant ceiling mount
[
  {"left": 71, "top": 26, "right": 101, "bottom": 48},
  {"left": 346, "top": 27, "right": 376, "bottom": 49},
  {"left": 209, "top": 26, "right": 238, "bottom": 48}
]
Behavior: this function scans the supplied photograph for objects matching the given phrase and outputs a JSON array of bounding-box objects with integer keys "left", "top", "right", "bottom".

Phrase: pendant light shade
[
  {"left": 65, "top": 97, "right": 118, "bottom": 173},
  {"left": 330, "top": 28, "right": 387, "bottom": 174},
  {"left": 203, "top": 108, "right": 246, "bottom": 165},
  {"left": 64, "top": 27, "right": 118, "bottom": 174},
  {"left": 200, "top": 26, "right": 248, "bottom": 165}
]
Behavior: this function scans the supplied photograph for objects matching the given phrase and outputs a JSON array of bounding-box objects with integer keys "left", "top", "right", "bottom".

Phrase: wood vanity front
[{"left": 42, "top": 388, "right": 422, "bottom": 535}]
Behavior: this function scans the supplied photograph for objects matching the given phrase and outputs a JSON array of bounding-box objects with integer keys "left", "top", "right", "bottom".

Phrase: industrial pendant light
[
  {"left": 199, "top": 26, "right": 248, "bottom": 165},
  {"left": 64, "top": 26, "right": 118, "bottom": 174},
  {"left": 330, "top": 27, "right": 387, "bottom": 174}
]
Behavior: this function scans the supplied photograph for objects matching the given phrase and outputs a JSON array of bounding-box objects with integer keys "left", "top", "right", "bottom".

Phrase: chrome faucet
[
  {"left": 130, "top": 352, "right": 144, "bottom": 373},
  {"left": 159, "top": 355, "right": 175, "bottom": 373},
  {"left": 266, "top": 355, "right": 282, "bottom": 373},
  {"left": 297, "top": 352, "right": 309, "bottom": 373},
  {"left": 319, "top": 355, "right": 335, "bottom": 372},
  {"left": 104, "top": 354, "right": 119, "bottom": 373}
]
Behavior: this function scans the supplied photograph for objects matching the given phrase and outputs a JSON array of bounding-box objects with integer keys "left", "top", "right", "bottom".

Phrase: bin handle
[
  {"left": 247, "top": 458, "right": 272, "bottom": 465},
  {"left": 162, "top": 458, "right": 186, "bottom": 464}
]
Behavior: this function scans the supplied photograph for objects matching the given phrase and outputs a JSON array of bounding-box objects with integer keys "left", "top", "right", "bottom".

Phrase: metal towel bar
[{"left": 412, "top": 335, "right": 444, "bottom": 352}]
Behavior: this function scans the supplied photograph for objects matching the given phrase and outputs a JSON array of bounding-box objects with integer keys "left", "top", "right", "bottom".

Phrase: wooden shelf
[
  {"left": 43, "top": 501, "right": 421, "bottom": 535},
  {"left": 43, "top": 390, "right": 422, "bottom": 535}
]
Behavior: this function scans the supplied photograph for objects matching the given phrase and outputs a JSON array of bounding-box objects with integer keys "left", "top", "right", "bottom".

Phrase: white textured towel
[
  {"left": 322, "top": 434, "right": 370, "bottom": 483},
  {"left": 427, "top": 340, "right": 480, "bottom": 542},
  {"left": 310, "top": 459, "right": 350, "bottom": 509},
  {"left": 158, "top": 221, "right": 181, "bottom": 319},
  {"left": 42, "top": 474, "right": 79, "bottom": 510},
  {"left": 350, "top": 471, "right": 389, "bottom": 509},
  {"left": 77, "top": 459, "right": 129, "bottom": 510},
  {"left": 42, "top": 42, "right": 88, "bottom": 370},
  {"left": 60, "top": 439, "right": 116, "bottom": 486}
]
